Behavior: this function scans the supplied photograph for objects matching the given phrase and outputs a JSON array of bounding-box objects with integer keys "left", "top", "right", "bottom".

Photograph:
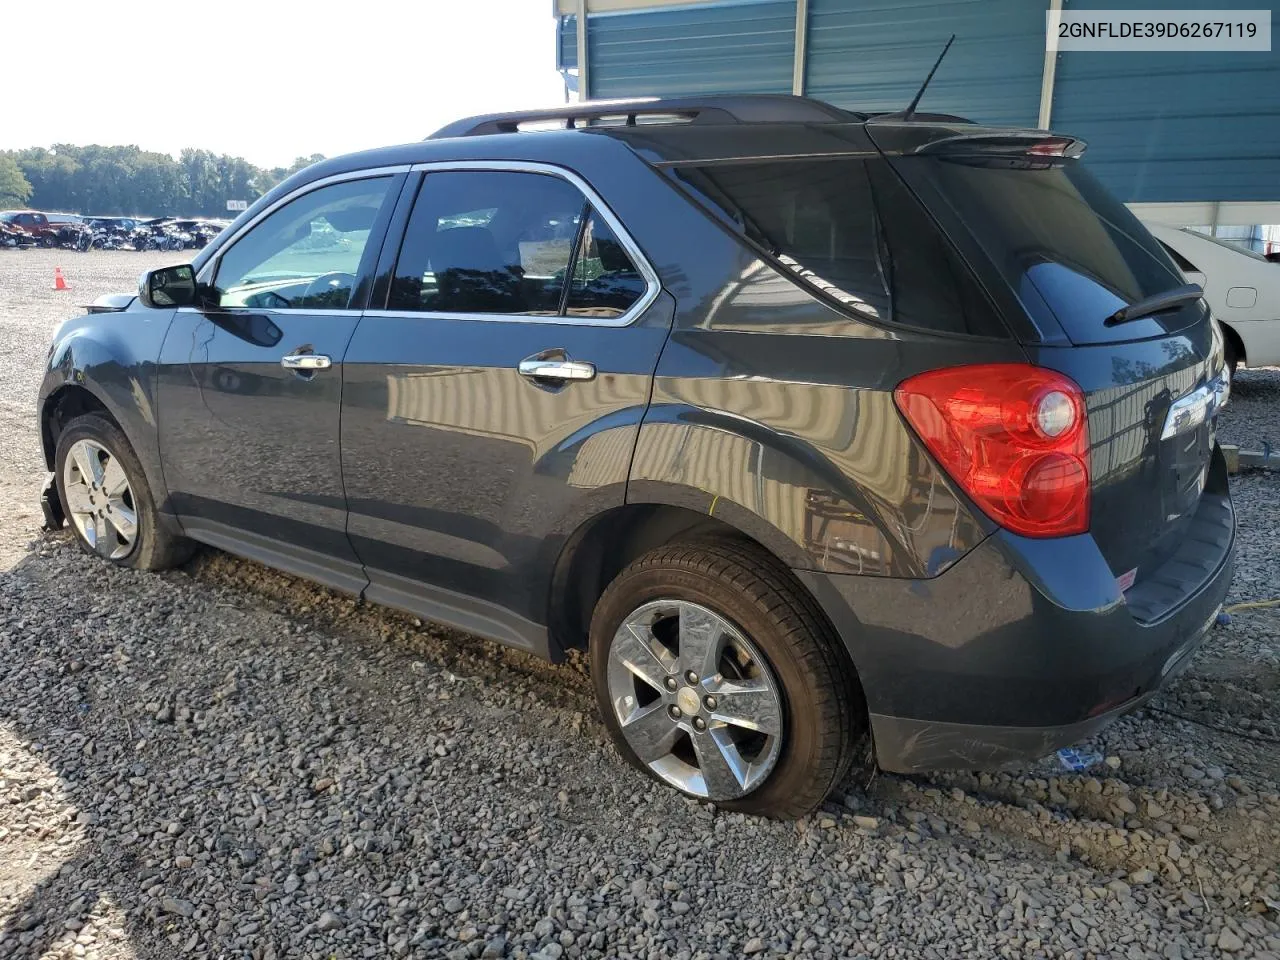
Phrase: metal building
[{"left": 554, "top": 0, "right": 1280, "bottom": 228}]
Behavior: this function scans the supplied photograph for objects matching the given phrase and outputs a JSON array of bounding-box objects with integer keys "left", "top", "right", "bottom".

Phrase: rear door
[
  {"left": 340, "top": 163, "right": 670, "bottom": 649},
  {"left": 156, "top": 169, "right": 404, "bottom": 592},
  {"left": 888, "top": 146, "right": 1226, "bottom": 581}
]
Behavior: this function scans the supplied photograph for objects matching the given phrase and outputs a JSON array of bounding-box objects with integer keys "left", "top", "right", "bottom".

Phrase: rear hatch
[{"left": 882, "top": 133, "right": 1227, "bottom": 585}]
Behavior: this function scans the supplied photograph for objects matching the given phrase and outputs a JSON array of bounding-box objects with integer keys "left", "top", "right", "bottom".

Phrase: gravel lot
[{"left": 2, "top": 248, "right": 1279, "bottom": 960}]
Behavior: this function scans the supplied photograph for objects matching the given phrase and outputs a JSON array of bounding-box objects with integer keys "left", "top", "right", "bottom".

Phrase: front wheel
[
  {"left": 54, "top": 414, "right": 194, "bottom": 570},
  {"left": 590, "top": 540, "right": 864, "bottom": 818}
]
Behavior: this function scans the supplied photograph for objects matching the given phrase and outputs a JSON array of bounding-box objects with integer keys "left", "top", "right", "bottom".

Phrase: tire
[
  {"left": 54, "top": 413, "right": 194, "bottom": 571},
  {"left": 1224, "top": 333, "right": 1240, "bottom": 380},
  {"left": 590, "top": 539, "right": 863, "bottom": 818}
]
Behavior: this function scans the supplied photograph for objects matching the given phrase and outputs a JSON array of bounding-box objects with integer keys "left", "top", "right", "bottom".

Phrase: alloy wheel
[
  {"left": 606, "top": 599, "right": 784, "bottom": 801},
  {"left": 62, "top": 439, "right": 138, "bottom": 561}
]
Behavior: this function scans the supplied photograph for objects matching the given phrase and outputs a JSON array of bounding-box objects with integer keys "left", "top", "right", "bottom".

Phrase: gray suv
[{"left": 38, "top": 96, "right": 1234, "bottom": 817}]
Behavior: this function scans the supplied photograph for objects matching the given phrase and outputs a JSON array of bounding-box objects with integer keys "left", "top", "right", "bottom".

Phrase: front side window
[
  {"left": 213, "top": 176, "right": 392, "bottom": 310},
  {"left": 388, "top": 170, "right": 648, "bottom": 320}
]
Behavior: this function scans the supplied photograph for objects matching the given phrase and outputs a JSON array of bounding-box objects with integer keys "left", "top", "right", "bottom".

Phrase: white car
[{"left": 1145, "top": 222, "right": 1280, "bottom": 375}]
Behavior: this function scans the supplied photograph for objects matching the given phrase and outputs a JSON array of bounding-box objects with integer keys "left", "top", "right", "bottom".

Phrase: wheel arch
[
  {"left": 39, "top": 312, "right": 176, "bottom": 519},
  {"left": 1219, "top": 320, "right": 1246, "bottom": 368},
  {"left": 40, "top": 383, "right": 119, "bottom": 470},
  {"left": 546, "top": 503, "right": 863, "bottom": 691}
]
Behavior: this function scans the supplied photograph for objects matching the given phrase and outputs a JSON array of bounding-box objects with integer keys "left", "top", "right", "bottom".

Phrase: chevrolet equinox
[{"left": 38, "top": 95, "right": 1235, "bottom": 818}]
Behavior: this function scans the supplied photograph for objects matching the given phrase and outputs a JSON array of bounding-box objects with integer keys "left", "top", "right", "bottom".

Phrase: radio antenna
[{"left": 902, "top": 35, "right": 956, "bottom": 121}]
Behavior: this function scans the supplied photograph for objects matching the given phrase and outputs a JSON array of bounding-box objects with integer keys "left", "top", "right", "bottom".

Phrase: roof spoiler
[
  {"left": 913, "top": 132, "right": 1087, "bottom": 159},
  {"left": 427, "top": 95, "right": 863, "bottom": 139}
]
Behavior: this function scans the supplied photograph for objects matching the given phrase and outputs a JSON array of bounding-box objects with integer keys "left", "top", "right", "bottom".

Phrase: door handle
[
  {"left": 518, "top": 357, "right": 596, "bottom": 382},
  {"left": 281, "top": 354, "right": 332, "bottom": 371}
]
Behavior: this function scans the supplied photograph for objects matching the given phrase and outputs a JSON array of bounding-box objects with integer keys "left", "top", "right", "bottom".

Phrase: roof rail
[{"left": 427, "top": 95, "right": 863, "bottom": 140}]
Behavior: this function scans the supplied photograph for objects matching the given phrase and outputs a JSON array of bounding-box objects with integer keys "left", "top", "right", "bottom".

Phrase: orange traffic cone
[{"left": 54, "top": 267, "right": 69, "bottom": 291}]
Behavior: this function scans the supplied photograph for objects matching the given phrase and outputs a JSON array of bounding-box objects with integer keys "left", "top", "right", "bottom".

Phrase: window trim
[
  {"left": 190, "top": 165, "right": 412, "bottom": 313},
  {"left": 365, "top": 160, "right": 660, "bottom": 328}
]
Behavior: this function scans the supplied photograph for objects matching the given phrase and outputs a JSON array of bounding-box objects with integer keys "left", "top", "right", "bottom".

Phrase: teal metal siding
[
  {"left": 579, "top": 0, "right": 797, "bottom": 99},
  {"left": 805, "top": 0, "right": 1047, "bottom": 126},
  {"left": 1051, "top": 0, "right": 1280, "bottom": 202},
  {"left": 559, "top": 14, "right": 577, "bottom": 70}
]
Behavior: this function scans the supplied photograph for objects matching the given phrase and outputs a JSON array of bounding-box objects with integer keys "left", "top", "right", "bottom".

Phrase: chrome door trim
[
  {"left": 358, "top": 158, "right": 661, "bottom": 329},
  {"left": 360, "top": 308, "right": 649, "bottom": 327},
  {"left": 195, "top": 165, "right": 412, "bottom": 287},
  {"left": 175, "top": 307, "right": 364, "bottom": 318}
]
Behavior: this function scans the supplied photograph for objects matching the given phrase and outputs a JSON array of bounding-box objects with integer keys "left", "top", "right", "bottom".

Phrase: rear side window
[
  {"left": 565, "top": 210, "right": 648, "bottom": 319},
  {"left": 388, "top": 170, "right": 648, "bottom": 320},
  {"left": 668, "top": 158, "right": 1006, "bottom": 337}
]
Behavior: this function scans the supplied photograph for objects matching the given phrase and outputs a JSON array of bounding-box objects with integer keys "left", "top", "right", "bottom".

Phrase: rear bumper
[{"left": 797, "top": 493, "right": 1234, "bottom": 773}]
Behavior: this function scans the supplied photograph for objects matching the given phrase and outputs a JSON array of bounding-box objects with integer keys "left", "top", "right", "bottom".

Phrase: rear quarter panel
[{"left": 628, "top": 227, "right": 1019, "bottom": 578}]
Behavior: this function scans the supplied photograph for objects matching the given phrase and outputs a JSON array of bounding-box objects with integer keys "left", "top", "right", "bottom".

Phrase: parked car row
[{"left": 0, "top": 210, "right": 229, "bottom": 252}]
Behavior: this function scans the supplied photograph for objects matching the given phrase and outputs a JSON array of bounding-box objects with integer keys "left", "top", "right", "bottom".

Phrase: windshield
[{"left": 894, "top": 155, "right": 1197, "bottom": 343}]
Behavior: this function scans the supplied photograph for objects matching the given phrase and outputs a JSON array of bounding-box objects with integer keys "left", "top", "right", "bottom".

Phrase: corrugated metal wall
[
  {"left": 559, "top": 14, "right": 577, "bottom": 70},
  {"left": 805, "top": 0, "right": 1046, "bottom": 127},
  {"left": 1049, "top": 0, "right": 1280, "bottom": 203},
  {"left": 561, "top": 0, "right": 796, "bottom": 97},
  {"left": 557, "top": 0, "right": 1280, "bottom": 203}
]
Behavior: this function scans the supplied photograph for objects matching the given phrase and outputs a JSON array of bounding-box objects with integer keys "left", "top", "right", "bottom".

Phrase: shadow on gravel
[
  {"left": 3, "top": 536, "right": 1280, "bottom": 959},
  {"left": 0, "top": 850, "right": 148, "bottom": 960}
]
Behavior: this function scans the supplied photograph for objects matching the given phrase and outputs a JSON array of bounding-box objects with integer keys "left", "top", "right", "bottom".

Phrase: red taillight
[{"left": 894, "top": 364, "right": 1090, "bottom": 538}]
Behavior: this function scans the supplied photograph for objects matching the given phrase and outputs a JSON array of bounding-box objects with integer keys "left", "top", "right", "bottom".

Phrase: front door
[
  {"left": 341, "top": 165, "right": 670, "bottom": 649},
  {"left": 156, "top": 171, "right": 403, "bottom": 592}
]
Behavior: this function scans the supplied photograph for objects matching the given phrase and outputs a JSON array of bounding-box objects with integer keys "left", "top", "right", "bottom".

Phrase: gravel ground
[{"left": 1, "top": 248, "right": 1279, "bottom": 960}]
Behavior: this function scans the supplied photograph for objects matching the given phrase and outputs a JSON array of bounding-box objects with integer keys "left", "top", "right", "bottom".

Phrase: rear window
[
  {"left": 895, "top": 156, "right": 1192, "bottom": 343},
  {"left": 668, "top": 158, "right": 1008, "bottom": 338}
]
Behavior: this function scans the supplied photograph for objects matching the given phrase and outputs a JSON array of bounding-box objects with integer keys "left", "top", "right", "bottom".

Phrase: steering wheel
[{"left": 300, "top": 272, "right": 358, "bottom": 308}]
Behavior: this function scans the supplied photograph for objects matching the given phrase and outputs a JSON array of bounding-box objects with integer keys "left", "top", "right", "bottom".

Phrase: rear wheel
[
  {"left": 589, "top": 540, "right": 863, "bottom": 818},
  {"left": 54, "top": 414, "right": 194, "bottom": 570}
]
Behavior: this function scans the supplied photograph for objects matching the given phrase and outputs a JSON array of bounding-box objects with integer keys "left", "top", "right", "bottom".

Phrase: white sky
[{"left": 4, "top": 0, "right": 567, "bottom": 168}]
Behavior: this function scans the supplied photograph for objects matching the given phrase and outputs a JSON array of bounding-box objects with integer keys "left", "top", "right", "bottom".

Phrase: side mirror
[{"left": 138, "top": 264, "right": 198, "bottom": 308}]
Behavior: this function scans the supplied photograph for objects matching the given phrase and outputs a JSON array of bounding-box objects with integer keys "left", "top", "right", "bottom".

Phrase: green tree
[
  {"left": 0, "top": 154, "right": 33, "bottom": 207},
  {"left": 9, "top": 144, "right": 326, "bottom": 216}
]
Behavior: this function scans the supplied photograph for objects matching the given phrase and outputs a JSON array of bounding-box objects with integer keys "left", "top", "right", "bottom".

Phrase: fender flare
[{"left": 39, "top": 326, "right": 171, "bottom": 515}]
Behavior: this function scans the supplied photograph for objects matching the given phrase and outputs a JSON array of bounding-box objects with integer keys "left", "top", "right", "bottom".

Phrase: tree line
[{"left": 0, "top": 145, "right": 326, "bottom": 217}]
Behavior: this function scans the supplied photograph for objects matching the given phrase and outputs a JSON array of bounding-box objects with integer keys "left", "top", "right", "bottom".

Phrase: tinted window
[
  {"left": 214, "top": 177, "right": 391, "bottom": 310},
  {"left": 895, "top": 156, "right": 1193, "bottom": 343},
  {"left": 670, "top": 159, "right": 1005, "bottom": 336},
  {"left": 390, "top": 171, "right": 586, "bottom": 315},
  {"left": 565, "top": 210, "right": 647, "bottom": 319},
  {"left": 866, "top": 163, "right": 1007, "bottom": 338},
  {"left": 672, "top": 160, "right": 888, "bottom": 320}
]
